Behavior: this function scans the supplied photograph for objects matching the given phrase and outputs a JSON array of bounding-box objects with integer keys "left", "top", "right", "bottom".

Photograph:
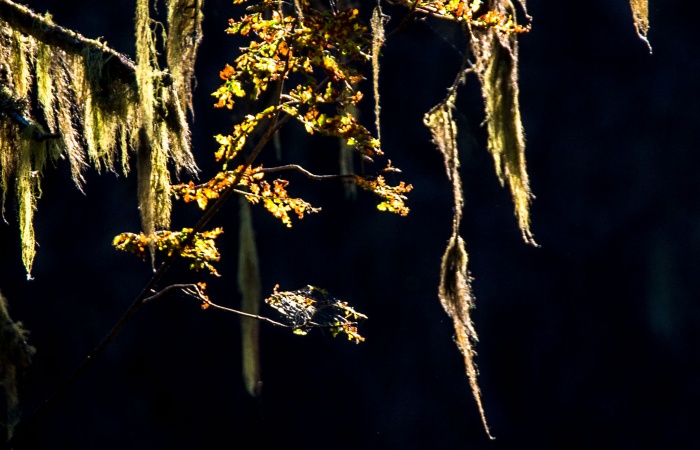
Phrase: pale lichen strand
[
  {"left": 166, "top": 0, "right": 205, "bottom": 117},
  {"left": 470, "top": 0, "right": 534, "bottom": 244},
  {"left": 629, "top": 0, "right": 651, "bottom": 52},
  {"left": 425, "top": 94, "right": 492, "bottom": 438},
  {"left": 0, "top": 3, "right": 199, "bottom": 276},
  {"left": 16, "top": 127, "right": 40, "bottom": 278},
  {"left": 238, "top": 197, "right": 262, "bottom": 397},
  {"left": 370, "top": 5, "right": 385, "bottom": 147}
]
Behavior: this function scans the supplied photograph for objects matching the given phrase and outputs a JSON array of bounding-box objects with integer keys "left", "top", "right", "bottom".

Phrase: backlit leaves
[
  {"left": 172, "top": 165, "right": 320, "bottom": 227},
  {"left": 113, "top": 228, "right": 223, "bottom": 276},
  {"left": 352, "top": 174, "right": 413, "bottom": 217},
  {"left": 244, "top": 176, "right": 320, "bottom": 228},
  {"left": 393, "top": 0, "right": 530, "bottom": 34},
  {"left": 213, "top": 106, "right": 276, "bottom": 163},
  {"left": 215, "top": 1, "right": 381, "bottom": 162},
  {"left": 266, "top": 285, "right": 367, "bottom": 343}
]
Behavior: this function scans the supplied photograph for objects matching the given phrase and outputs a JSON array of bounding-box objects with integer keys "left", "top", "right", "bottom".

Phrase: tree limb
[{"left": 0, "top": 0, "right": 170, "bottom": 86}]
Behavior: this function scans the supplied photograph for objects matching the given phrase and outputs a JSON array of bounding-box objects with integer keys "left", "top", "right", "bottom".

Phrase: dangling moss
[
  {"left": 1, "top": 2, "right": 200, "bottom": 277},
  {"left": 470, "top": 0, "right": 535, "bottom": 244},
  {"left": 136, "top": 0, "right": 198, "bottom": 243},
  {"left": 238, "top": 197, "right": 262, "bottom": 397},
  {"left": 370, "top": 4, "right": 384, "bottom": 147},
  {"left": 629, "top": 0, "right": 651, "bottom": 52},
  {"left": 425, "top": 94, "right": 493, "bottom": 438},
  {"left": 166, "top": 0, "right": 205, "bottom": 118},
  {"left": 135, "top": 0, "right": 163, "bottom": 243},
  {"left": 9, "top": 30, "right": 33, "bottom": 99},
  {"left": 17, "top": 127, "right": 41, "bottom": 279}
]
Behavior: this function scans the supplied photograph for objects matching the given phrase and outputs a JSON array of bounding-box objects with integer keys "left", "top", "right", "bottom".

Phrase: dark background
[{"left": 1, "top": 0, "right": 698, "bottom": 448}]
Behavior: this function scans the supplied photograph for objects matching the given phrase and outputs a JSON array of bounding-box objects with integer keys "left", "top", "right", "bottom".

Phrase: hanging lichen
[
  {"left": 469, "top": 0, "right": 535, "bottom": 245},
  {"left": 166, "top": 0, "right": 205, "bottom": 117},
  {"left": 238, "top": 197, "right": 262, "bottom": 397},
  {"left": 629, "top": 0, "right": 651, "bottom": 52},
  {"left": 425, "top": 93, "right": 493, "bottom": 439},
  {"left": 370, "top": 4, "right": 385, "bottom": 147},
  {"left": 0, "top": 0, "right": 200, "bottom": 276}
]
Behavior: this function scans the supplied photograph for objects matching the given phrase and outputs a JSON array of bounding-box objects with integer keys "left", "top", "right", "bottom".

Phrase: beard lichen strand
[
  {"left": 470, "top": 0, "right": 534, "bottom": 244},
  {"left": 161, "top": 82, "right": 197, "bottom": 177},
  {"left": 425, "top": 94, "right": 492, "bottom": 438},
  {"left": 1, "top": 2, "right": 200, "bottom": 276},
  {"left": 17, "top": 129, "right": 38, "bottom": 279},
  {"left": 9, "top": 29, "right": 34, "bottom": 100},
  {"left": 238, "top": 197, "right": 262, "bottom": 397},
  {"left": 136, "top": 0, "right": 168, "bottom": 241},
  {"left": 629, "top": 0, "right": 651, "bottom": 51},
  {"left": 82, "top": 46, "right": 119, "bottom": 172},
  {"left": 370, "top": 4, "right": 384, "bottom": 148},
  {"left": 55, "top": 52, "right": 87, "bottom": 185},
  {"left": 152, "top": 109, "right": 173, "bottom": 231},
  {"left": 166, "top": 0, "right": 205, "bottom": 118}
]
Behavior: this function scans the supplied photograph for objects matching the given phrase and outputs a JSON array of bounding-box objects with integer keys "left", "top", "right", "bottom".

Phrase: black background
[{"left": 1, "top": 0, "right": 698, "bottom": 448}]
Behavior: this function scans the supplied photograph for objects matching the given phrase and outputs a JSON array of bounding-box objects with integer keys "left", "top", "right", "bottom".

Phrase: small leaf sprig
[
  {"left": 172, "top": 164, "right": 320, "bottom": 227},
  {"left": 266, "top": 285, "right": 367, "bottom": 343},
  {"left": 113, "top": 228, "right": 224, "bottom": 276},
  {"left": 396, "top": 0, "right": 531, "bottom": 34}
]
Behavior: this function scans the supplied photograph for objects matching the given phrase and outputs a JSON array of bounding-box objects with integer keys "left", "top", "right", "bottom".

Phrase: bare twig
[{"left": 260, "top": 164, "right": 354, "bottom": 181}]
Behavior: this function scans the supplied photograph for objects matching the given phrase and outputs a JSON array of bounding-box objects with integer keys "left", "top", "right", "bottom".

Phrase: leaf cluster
[
  {"left": 113, "top": 228, "right": 224, "bottom": 275},
  {"left": 266, "top": 285, "right": 367, "bottom": 343}
]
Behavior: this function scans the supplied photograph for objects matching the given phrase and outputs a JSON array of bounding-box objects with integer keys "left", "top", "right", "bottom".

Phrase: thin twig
[
  {"left": 141, "top": 283, "right": 199, "bottom": 304},
  {"left": 260, "top": 164, "right": 354, "bottom": 181},
  {"left": 141, "top": 283, "right": 290, "bottom": 328}
]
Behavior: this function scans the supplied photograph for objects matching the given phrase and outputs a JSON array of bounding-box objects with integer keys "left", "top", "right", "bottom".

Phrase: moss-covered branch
[{"left": 0, "top": 0, "right": 169, "bottom": 86}]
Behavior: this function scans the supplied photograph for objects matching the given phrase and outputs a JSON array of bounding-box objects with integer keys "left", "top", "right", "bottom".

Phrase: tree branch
[
  {"left": 0, "top": 86, "right": 60, "bottom": 141},
  {"left": 0, "top": 0, "right": 170, "bottom": 86}
]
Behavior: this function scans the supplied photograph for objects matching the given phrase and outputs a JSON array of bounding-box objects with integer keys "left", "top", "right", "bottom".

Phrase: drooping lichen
[
  {"left": 166, "top": 0, "right": 205, "bottom": 118},
  {"left": 238, "top": 197, "right": 262, "bottom": 397},
  {"left": 425, "top": 93, "right": 493, "bottom": 439},
  {"left": 629, "top": 0, "right": 651, "bottom": 52},
  {"left": 0, "top": 1, "right": 201, "bottom": 276},
  {"left": 469, "top": 0, "right": 535, "bottom": 245}
]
